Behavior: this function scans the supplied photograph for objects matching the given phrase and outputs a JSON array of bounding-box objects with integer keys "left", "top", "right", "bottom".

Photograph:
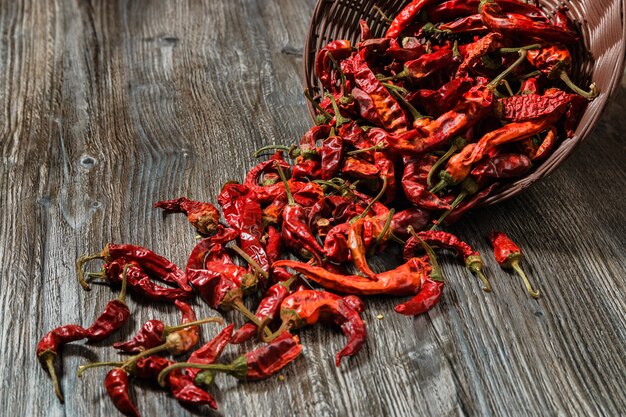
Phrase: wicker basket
[{"left": 303, "top": 0, "right": 626, "bottom": 205}]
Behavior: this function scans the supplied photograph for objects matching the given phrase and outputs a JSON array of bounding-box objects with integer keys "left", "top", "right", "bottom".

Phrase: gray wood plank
[{"left": 0, "top": 1, "right": 624, "bottom": 416}]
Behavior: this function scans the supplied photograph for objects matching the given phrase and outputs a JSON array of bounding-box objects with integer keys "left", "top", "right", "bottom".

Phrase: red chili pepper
[
  {"left": 480, "top": 0, "right": 577, "bottom": 44},
  {"left": 470, "top": 153, "right": 532, "bottom": 186},
  {"left": 85, "top": 268, "right": 131, "bottom": 342},
  {"left": 265, "top": 225, "right": 283, "bottom": 264},
  {"left": 320, "top": 134, "right": 344, "bottom": 180},
  {"left": 134, "top": 356, "right": 173, "bottom": 381},
  {"left": 231, "top": 279, "right": 293, "bottom": 344},
  {"left": 104, "top": 368, "right": 140, "bottom": 417},
  {"left": 518, "top": 128, "right": 557, "bottom": 161},
  {"left": 351, "top": 53, "right": 408, "bottom": 133},
  {"left": 496, "top": 88, "right": 580, "bottom": 122},
  {"left": 186, "top": 324, "right": 234, "bottom": 379},
  {"left": 261, "top": 289, "right": 367, "bottom": 366},
  {"left": 274, "top": 257, "right": 431, "bottom": 297},
  {"left": 86, "top": 259, "right": 191, "bottom": 302},
  {"left": 386, "top": 0, "right": 439, "bottom": 38},
  {"left": 76, "top": 244, "right": 191, "bottom": 293},
  {"left": 394, "top": 277, "right": 444, "bottom": 315},
  {"left": 408, "top": 77, "right": 473, "bottom": 117},
  {"left": 218, "top": 183, "right": 269, "bottom": 274},
  {"left": 402, "top": 155, "right": 451, "bottom": 211},
  {"left": 113, "top": 320, "right": 165, "bottom": 353},
  {"left": 456, "top": 32, "right": 503, "bottom": 76},
  {"left": 167, "top": 369, "right": 218, "bottom": 409},
  {"left": 154, "top": 197, "right": 220, "bottom": 236},
  {"left": 439, "top": 14, "right": 487, "bottom": 34},
  {"left": 36, "top": 324, "right": 89, "bottom": 401},
  {"left": 390, "top": 47, "right": 455, "bottom": 81},
  {"left": 390, "top": 208, "right": 431, "bottom": 239},
  {"left": 157, "top": 332, "right": 302, "bottom": 385},
  {"left": 444, "top": 182, "right": 499, "bottom": 225},
  {"left": 489, "top": 231, "right": 540, "bottom": 298},
  {"left": 427, "top": 0, "right": 548, "bottom": 22},
  {"left": 315, "top": 40, "right": 353, "bottom": 90},
  {"left": 324, "top": 222, "right": 351, "bottom": 263},
  {"left": 244, "top": 151, "right": 292, "bottom": 204}
]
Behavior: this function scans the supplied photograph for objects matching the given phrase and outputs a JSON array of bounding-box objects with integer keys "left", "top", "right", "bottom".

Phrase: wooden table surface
[{"left": 1, "top": 1, "right": 625, "bottom": 416}]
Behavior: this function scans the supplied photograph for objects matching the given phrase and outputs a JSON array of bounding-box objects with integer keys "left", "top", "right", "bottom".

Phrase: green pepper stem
[
  {"left": 427, "top": 139, "right": 464, "bottom": 188},
  {"left": 389, "top": 232, "right": 406, "bottom": 245},
  {"left": 559, "top": 71, "right": 598, "bottom": 99},
  {"left": 488, "top": 48, "right": 532, "bottom": 91},
  {"left": 430, "top": 190, "right": 468, "bottom": 230},
  {"left": 274, "top": 160, "right": 295, "bottom": 206},
  {"left": 326, "top": 52, "right": 347, "bottom": 95},
  {"left": 352, "top": 176, "right": 388, "bottom": 222},
  {"left": 499, "top": 44, "right": 542, "bottom": 54},
  {"left": 44, "top": 356, "right": 64, "bottom": 402},
  {"left": 511, "top": 260, "right": 540, "bottom": 298},
  {"left": 253, "top": 144, "right": 295, "bottom": 158},
  {"left": 76, "top": 253, "right": 105, "bottom": 291},
  {"left": 163, "top": 317, "right": 224, "bottom": 334},
  {"left": 375, "top": 208, "right": 396, "bottom": 246},
  {"left": 373, "top": 5, "right": 392, "bottom": 23},
  {"left": 86, "top": 270, "right": 107, "bottom": 282},
  {"left": 377, "top": 68, "right": 409, "bottom": 82},
  {"left": 259, "top": 319, "right": 291, "bottom": 343},
  {"left": 230, "top": 244, "right": 270, "bottom": 280},
  {"left": 346, "top": 143, "right": 385, "bottom": 155},
  {"left": 408, "top": 227, "right": 444, "bottom": 282},
  {"left": 386, "top": 86, "right": 425, "bottom": 123},
  {"left": 231, "top": 299, "right": 272, "bottom": 338},
  {"left": 466, "top": 256, "right": 492, "bottom": 292},
  {"left": 157, "top": 362, "right": 235, "bottom": 387},
  {"left": 325, "top": 93, "right": 350, "bottom": 126},
  {"left": 304, "top": 89, "right": 333, "bottom": 120},
  {"left": 117, "top": 265, "right": 129, "bottom": 303},
  {"left": 381, "top": 82, "right": 408, "bottom": 95},
  {"left": 77, "top": 361, "right": 125, "bottom": 378}
]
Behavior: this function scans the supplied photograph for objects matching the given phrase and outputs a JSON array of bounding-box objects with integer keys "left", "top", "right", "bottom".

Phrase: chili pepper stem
[
  {"left": 430, "top": 191, "right": 468, "bottom": 230},
  {"left": 325, "top": 93, "right": 350, "bottom": 126},
  {"left": 164, "top": 317, "right": 224, "bottom": 334},
  {"left": 304, "top": 89, "right": 333, "bottom": 121},
  {"left": 488, "top": 45, "right": 541, "bottom": 92},
  {"left": 274, "top": 160, "right": 295, "bottom": 206},
  {"left": 86, "top": 270, "right": 107, "bottom": 282},
  {"left": 372, "top": 5, "right": 392, "bottom": 23},
  {"left": 408, "top": 227, "right": 444, "bottom": 282},
  {"left": 352, "top": 176, "right": 388, "bottom": 223},
  {"left": 375, "top": 208, "right": 395, "bottom": 246},
  {"left": 475, "top": 269, "right": 492, "bottom": 292},
  {"left": 389, "top": 232, "right": 406, "bottom": 245},
  {"left": 326, "top": 52, "right": 348, "bottom": 96},
  {"left": 559, "top": 71, "right": 598, "bottom": 99},
  {"left": 77, "top": 361, "right": 125, "bottom": 378},
  {"left": 466, "top": 257, "right": 492, "bottom": 292},
  {"left": 157, "top": 362, "right": 235, "bottom": 387},
  {"left": 76, "top": 253, "right": 105, "bottom": 291},
  {"left": 231, "top": 300, "right": 273, "bottom": 338},
  {"left": 387, "top": 87, "right": 425, "bottom": 123},
  {"left": 511, "top": 260, "right": 540, "bottom": 298},
  {"left": 427, "top": 138, "right": 465, "bottom": 188},
  {"left": 44, "top": 356, "right": 64, "bottom": 402},
  {"left": 230, "top": 244, "right": 269, "bottom": 280},
  {"left": 259, "top": 319, "right": 291, "bottom": 343},
  {"left": 253, "top": 144, "right": 295, "bottom": 158},
  {"left": 118, "top": 265, "right": 129, "bottom": 303},
  {"left": 346, "top": 143, "right": 385, "bottom": 155}
]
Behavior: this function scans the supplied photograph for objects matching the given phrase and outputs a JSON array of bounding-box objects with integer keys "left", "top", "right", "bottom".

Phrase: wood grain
[{"left": 0, "top": 1, "right": 624, "bottom": 416}]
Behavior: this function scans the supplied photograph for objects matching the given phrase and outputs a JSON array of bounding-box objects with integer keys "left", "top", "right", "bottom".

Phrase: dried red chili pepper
[
  {"left": 350, "top": 53, "right": 408, "bottom": 133},
  {"left": 456, "top": 32, "right": 503, "bottom": 76},
  {"left": 496, "top": 88, "right": 580, "bottom": 122},
  {"left": 244, "top": 151, "right": 292, "bottom": 204},
  {"left": 444, "top": 182, "right": 499, "bottom": 225},
  {"left": 490, "top": 231, "right": 540, "bottom": 298},
  {"left": 320, "top": 133, "right": 344, "bottom": 180},
  {"left": 518, "top": 127, "right": 556, "bottom": 161},
  {"left": 265, "top": 225, "right": 283, "bottom": 264},
  {"left": 36, "top": 324, "right": 89, "bottom": 401},
  {"left": 386, "top": 0, "right": 439, "bottom": 38},
  {"left": 386, "top": 47, "right": 454, "bottom": 82},
  {"left": 274, "top": 162, "right": 325, "bottom": 265},
  {"left": 404, "top": 229, "right": 491, "bottom": 291},
  {"left": 315, "top": 40, "right": 353, "bottom": 90},
  {"left": 427, "top": 0, "right": 548, "bottom": 22},
  {"left": 157, "top": 332, "right": 302, "bottom": 385},
  {"left": 186, "top": 324, "right": 234, "bottom": 379},
  {"left": 480, "top": 0, "right": 577, "bottom": 44},
  {"left": 104, "top": 368, "right": 140, "bottom": 417},
  {"left": 77, "top": 243, "right": 191, "bottom": 293},
  {"left": 260, "top": 289, "right": 367, "bottom": 366},
  {"left": 86, "top": 259, "right": 191, "bottom": 302},
  {"left": 231, "top": 278, "right": 294, "bottom": 344},
  {"left": 408, "top": 77, "right": 473, "bottom": 117},
  {"left": 85, "top": 268, "right": 131, "bottom": 342},
  {"left": 390, "top": 207, "right": 431, "bottom": 239},
  {"left": 470, "top": 153, "right": 532, "bottom": 186},
  {"left": 154, "top": 197, "right": 220, "bottom": 235},
  {"left": 403, "top": 155, "right": 452, "bottom": 211},
  {"left": 526, "top": 45, "right": 598, "bottom": 99},
  {"left": 167, "top": 369, "right": 218, "bottom": 409},
  {"left": 439, "top": 14, "right": 487, "bottom": 34},
  {"left": 218, "top": 182, "right": 269, "bottom": 274},
  {"left": 133, "top": 356, "right": 173, "bottom": 381}
]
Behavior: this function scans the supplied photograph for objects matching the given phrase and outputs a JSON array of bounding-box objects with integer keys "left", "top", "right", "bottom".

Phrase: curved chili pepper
[
  {"left": 490, "top": 231, "right": 540, "bottom": 298},
  {"left": 87, "top": 259, "right": 191, "bottom": 302},
  {"left": 168, "top": 370, "right": 218, "bottom": 409},
  {"left": 456, "top": 32, "right": 503, "bottom": 76},
  {"left": 113, "top": 320, "right": 165, "bottom": 353},
  {"left": 390, "top": 207, "right": 431, "bottom": 239},
  {"left": 273, "top": 257, "right": 430, "bottom": 297},
  {"left": 496, "top": 89, "right": 580, "bottom": 122},
  {"left": 388, "top": 47, "right": 454, "bottom": 81},
  {"left": 218, "top": 182, "right": 269, "bottom": 274},
  {"left": 261, "top": 289, "right": 367, "bottom": 366},
  {"left": 518, "top": 127, "right": 556, "bottom": 161},
  {"left": 386, "top": 0, "right": 438, "bottom": 38},
  {"left": 154, "top": 197, "right": 220, "bottom": 235},
  {"left": 186, "top": 324, "right": 234, "bottom": 378},
  {"left": 427, "top": 0, "right": 548, "bottom": 22},
  {"left": 480, "top": 0, "right": 577, "bottom": 44},
  {"left": 134, "top": 355, "right": 173, "bottom": 381},
  {"left": 408, "top": 77, "right": 473, "bottom": 117},
  {"left": 76, "top": 243, "right": 191, "bottom": 293},
  {"left": 158, "top": 332, "right": 302, "bottom": 385},
  {"left": 321, "top": 134, "right": 344, "bottom": 180},
  {"left": 402, "top": 156, "right": 451, "bottom": 211},
  {"left": 351, "top": 53, "right": 408, "bottom": 133},
  {"left": 324, "top": 222, "right": 351, "bottom": 263},
  {"left": 85, "top": 269, "right": 131, "bottom": 342},
  {"left": 104, "top": 368, "right": 140, "bottom": 417},
  {"left": 231, "top": 279, "right": 293, "bottom": 344},
  {"left": 315, "top": 40, "right": 353, "bottom": 90},
  {"left": 244, "top": 151, "right": 292, "bottom": 204},
  {"left": 439, "top": 14, "right": 487, "bottom": 34},
  {"left": 36, "top": 324, "right": 89, "bottom": 401},
  {"left": 470, "top": 153, "right": 532, "bottom": 186},
  {"left": 394, "top": 278, "right": 444, "bottom": 315}
]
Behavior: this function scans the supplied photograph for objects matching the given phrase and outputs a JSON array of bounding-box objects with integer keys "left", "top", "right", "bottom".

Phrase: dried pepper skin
[
  {"left": 274, "top": 289, "right": 367, "bottom": 366},
  {"left": 154, "top": 197, "right": 220, "bottom": 236},
  {"left": 104, "top": 368, "right": 141, "bottom": 417},
  {"left": 134, "top": 356, "right": 173, "bottom": 381}
]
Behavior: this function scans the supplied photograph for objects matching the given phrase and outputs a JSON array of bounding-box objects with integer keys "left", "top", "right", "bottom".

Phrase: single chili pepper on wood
[
  {"left": 77, "top": 243, "right": 191, "bottom": 293},
  {"left": 36, "top": 324, "right": 89, "bottom": 402},
  {"left": 157, "top": 332, "right": 302, "bottom": 385},
  {"left": 86, "top": 259, "right": 191, "bottom": 302},
  {"left": 85, "top": 267, "right": 131, "bottom": 342},
  {"left": 104, "top": 368, "right": 140, "bottom": 417},
  {"left": 260, "top": 289, "right": 367, "bottom": 366},
  {"left": 490, "top": 231, "right": 540, "bottom": 298},
  {"left": 154, "top": 197, "right": 220, "bottom": 236}
]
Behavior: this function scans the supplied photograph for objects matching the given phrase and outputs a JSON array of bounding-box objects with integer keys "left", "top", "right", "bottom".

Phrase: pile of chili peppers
[{"left": 37, "top": 1, "right": 598, "bottom": 415}]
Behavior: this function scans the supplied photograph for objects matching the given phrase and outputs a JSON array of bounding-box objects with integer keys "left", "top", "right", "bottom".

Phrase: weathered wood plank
[{"left": 0, "top": 1, "right": 624, "bottom": 416}]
